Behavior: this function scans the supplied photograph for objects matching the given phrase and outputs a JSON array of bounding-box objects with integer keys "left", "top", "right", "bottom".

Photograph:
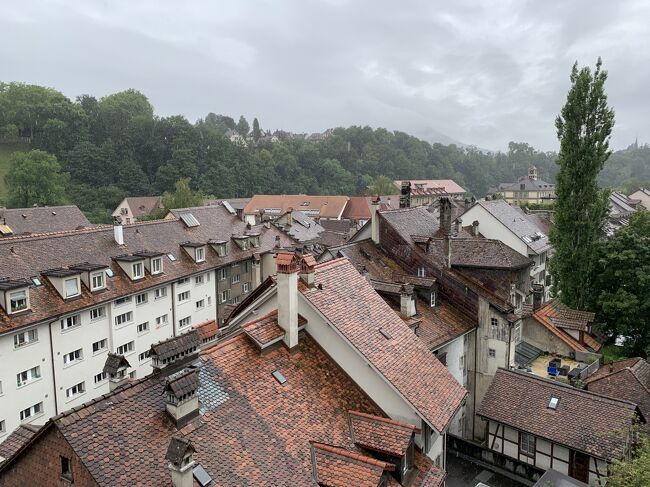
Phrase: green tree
[
  {"left": 589, "top": 211, "right": 650, "bottom": 357},
  {"left": 550, "top": 59, "right": 615, "bottom": 309},
  {"left": 5, "top": 150, "right": 69, "bottom": 207},
  {"left": 236, "top": 115, "right": 250, "bottom": 137},
  {"left": 252, "top": 118, "right": 262, "bottom": 142},
  {"left": 162, "top": 178, "right": 203, "bottom": 210},
  {"left": 367, "top": 175, "right": 398, "bottom": 195},
  {"left": 608, "top": 438, "right": 650, "bottom": 487}
]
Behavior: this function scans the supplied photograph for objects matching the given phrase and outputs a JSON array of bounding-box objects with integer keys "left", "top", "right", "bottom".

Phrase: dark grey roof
[
  {"left": 277, "top": 210, "right": 326, "bottom": 243},
  {"left": 165, "top": 369, "right": 200, "bottom": 398},
  {"left": 472, "top": 200, "right": 551, "bottom": 254},
  {"left": 133, "top": 251, "right": 165, "bottom": 258},
  {"left": 103, "top": 353, "right": 131, "bottom": 375},
  {"left": 533, "top": 469, "right": 588, "bottom": 487},
  {"left": 498, "top": 177, "right": 555, "bottom": 192},
  {"left": 0, "top": 205, "right": 92, "bottom": 236},
  {"left": 41, "top": 268, "right": 81, "bottom": 278},
  {"left": 0, "top": 279, "right": 30, "bottom": 291},
  {"left": 112, "top": 254, "right": 144, "bottom": 263},
  {"left": 150, "top": 330, "right": 200, "bottom": 361},
  {"left": 380, "top": 206, "right": 440, "bottom": 244},
  {"left": 165, "top": 437, "right": 195, "bottom": 464},
  {"left": 69, "top": 262, "right": 108, "bottom": 272}
]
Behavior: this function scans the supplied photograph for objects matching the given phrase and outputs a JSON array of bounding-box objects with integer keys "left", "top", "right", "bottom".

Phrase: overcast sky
[{"left": 1, "top": 0, "right": 648, "bottom": 151}]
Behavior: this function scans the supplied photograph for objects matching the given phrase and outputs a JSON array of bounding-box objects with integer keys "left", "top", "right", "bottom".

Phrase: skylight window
[
  {"left": 193, "top": 465, "right": 213, "bottom": 487},
  {"left": 271, "top": 370, "right": 287, "bottom": 385},
  {"left": 105, "top": 268, "right": 115, "bottom": 278},
  {"left": 379, "top": 328, "right": 392, "bottom": 340},
  {"left": 167, "top": 253, "right": 177, "bottom": 262},
  {"left": 31, "top": 277, "right": 43, "bottom": 287},
  {"left": 548, "top": 396, "right": 560, "bottom": 409}
]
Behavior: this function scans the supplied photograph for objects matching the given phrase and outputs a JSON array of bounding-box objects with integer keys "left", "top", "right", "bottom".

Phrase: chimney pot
[
  {"left": 113, "top": 216, "right": 124, "bottom": 245},
  {"left": 276, "top": 251, "right": 300, "bottom": 349},
  {"left": 472, "top": 220, "right": 479, "bottom": 237},
  {"left": 400, "top": 285, "right": 416, "bottom": 318},
  {"left": 440, "top": 197, "right": 452, "bottom": 236},
  {"left": 532, "top": 283, "right": 544, "bottom": 310}
]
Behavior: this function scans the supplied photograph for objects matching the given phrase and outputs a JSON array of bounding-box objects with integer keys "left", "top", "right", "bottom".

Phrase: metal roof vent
[
  {"left": 180, "top": 213, "right": 200, "bottom": 227},
  {"left": 272, "top": 370, "right": 287, "bottom": 385},
  {"left": 548, "top": 396, "right": 560, "bottom": 410}
]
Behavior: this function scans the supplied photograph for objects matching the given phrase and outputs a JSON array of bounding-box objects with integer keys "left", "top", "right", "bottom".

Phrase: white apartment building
[{"left": 0, "top": 204, "right": 293, "bottom": 439}]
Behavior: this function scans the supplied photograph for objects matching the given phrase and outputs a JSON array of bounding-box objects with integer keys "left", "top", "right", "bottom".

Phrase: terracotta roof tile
[
  {"left": 245, "top": 195, "right": 350, "bottom": 219},
  {"left": 0, "top": 424, "right": 40, "bottom": 461},
  {"left": 302, "top": 258, "right": 467, "bottom": 432},
  {"left": 531, "top": 300, "right": 601, "bottom": 353},
  {"left": 192, "top": 320, "right": 218, "bottom": 341},
  {"left": 348, "top": 411, "right": 418, "bottom": 456},
  {"left": 310, "top": 442, "right": 391, "bottom": 487},
  {"left": 477, "top": 368, "right": 639, "bottom": 461},
  {"left": 124, "top": 196, "right": 162, "bottom": 218},
  {"left": 1, "top": 205, "right": 92, "bottom": 236}
]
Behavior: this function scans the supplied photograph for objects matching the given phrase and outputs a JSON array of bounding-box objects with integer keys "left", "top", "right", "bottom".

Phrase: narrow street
[{"left": 446, "top": 452, "right": 529, "bottom": 487}]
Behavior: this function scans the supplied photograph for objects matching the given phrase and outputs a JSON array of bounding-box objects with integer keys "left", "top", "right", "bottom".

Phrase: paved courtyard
[{"left": 446, "top": 451, "right": 529, "bottom": 487}]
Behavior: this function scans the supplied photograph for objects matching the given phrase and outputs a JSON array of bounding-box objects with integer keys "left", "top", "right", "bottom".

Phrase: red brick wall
[{"left": 1, "top": 426, "right": 98, "bottom": 487}]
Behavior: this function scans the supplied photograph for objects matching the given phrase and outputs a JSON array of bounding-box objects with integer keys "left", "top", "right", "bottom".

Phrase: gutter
[{"left": 47, "top": 321, "right": 59, "bottom": 415}]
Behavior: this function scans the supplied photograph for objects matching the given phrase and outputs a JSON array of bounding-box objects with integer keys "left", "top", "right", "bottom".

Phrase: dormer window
[
  {"left": 210, "top": 240, "right": 229, "bottom": 257},
  {"left": 151, "top": 257, "right": 162, "bottom": 274},
  {"left": 132, "top": 263, "right": 143, "bottom": 279},
  {"left": 248, "top": 233, "right": 261, "bottom": 248},
  {"left": 65, "top": 278, "right": 80, "bottom": 298},
  {"left": 195, "top": 247, "right": 205, "bottom": 262},
  {"left": 9, "top": 290, "right": 28, "bottom": 313},
  {"left": 417, "top": 267, "right": 426, "bottom": 277},
  {"left": 232, "top": 235, "right": 250, "bottom": 250},
  {"left": 91, "top": 272, "right": 105, "bottom": 291}
]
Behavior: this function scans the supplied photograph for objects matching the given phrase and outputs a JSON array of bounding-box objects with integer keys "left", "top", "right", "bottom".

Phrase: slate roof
[
  {"left": 584, "top": 358, "right": 650, "bottom": 421},
  {"left": 150, "top": 330, "right": 200, "bottom": 361},
  {"left": 348, "top": 411, "right": 419, "bottom": 457},
  {"left": 301, "top": 258, "right": 467, "bottom": 432},
  {"left": 276, "top": 210, "right": 326, "bottom": 243},
  {"left": 102, "top": 353, "right": 130, "bottom": 376},
  {"left": 0, "top": 424, "right": 39, "bottom": 461},
  {"left": 446, "top": 238, "right": 533, "bottom": 270},
  {"left": 124, "top": 196, "right": 163, "bottom": 218},
  {"left": 470, "top": 200, "right": 551, "bottom": 254},
  {"left": 310, "top": 442, "right": 392, "bottom": 487},
  {"left": 244, "top": 195, "right": 350, "bottom": 219},
  {"left": 0, "top": 205, "right": 294, "bottom": 333},
  {"left": 0, "top": 333, "right": 440, "bottom": 486},
  {"left": 0, "top": 205, "right": 92, "bottom": 236},
  {"left": 497, "top": 177, "right": 555, "bottom": 192},
  {"left": 164, "top": 369, "right": 200, "bottom": 398},
  {"left": 394, "top": 180, "right": 466, "bottom": 194},
  {"left": 477, "top": 368, "right": 639, "bottom": 461}
]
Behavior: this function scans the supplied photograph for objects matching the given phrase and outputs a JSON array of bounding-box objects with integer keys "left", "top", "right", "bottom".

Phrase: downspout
[
  {"left": 171, "top": 282, "right": 177, "bottom": 337},
  {"left": 506, "top": 321, "right": 513, "bottom": 369},
  {"left": 47, "top": 321, "right": 59, "bottom": 415},
  {"left": 472, "top": 328, "right": 478, "bottom": 440}
]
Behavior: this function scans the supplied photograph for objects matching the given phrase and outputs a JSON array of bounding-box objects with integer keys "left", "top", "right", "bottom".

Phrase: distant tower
[
  {"left": 634, "top": 136, "right": 639, "bottom": 150},
  {"left": 528, "top": 165, "right": 538, "bottom": 181}
]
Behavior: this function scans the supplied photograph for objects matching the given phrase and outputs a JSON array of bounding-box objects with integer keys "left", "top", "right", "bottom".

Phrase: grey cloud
[{"left": 0, "top": 0, "right": 648, "bottom": 151}]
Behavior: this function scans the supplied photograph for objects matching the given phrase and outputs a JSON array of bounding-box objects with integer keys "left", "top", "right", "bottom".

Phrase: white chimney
[
  {"left": 113, "top": 216, "right": 124, "bottom": 245},
  {"left": 371, "top": 196, "right": 380, "bottom": 244},
  {"left": 276, "top": 251, "right": 299, "bottom": 350},
  {"left": 471, "top": 220, "right": 480, "bottom": 237},
  {"left": 400, "top": 284, "right": 416, "bottom": 318}
]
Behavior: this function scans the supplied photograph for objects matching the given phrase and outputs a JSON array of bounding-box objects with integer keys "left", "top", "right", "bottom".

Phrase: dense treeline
[{"left": 0, "top": 82, "right": 647, "bottom": 222}]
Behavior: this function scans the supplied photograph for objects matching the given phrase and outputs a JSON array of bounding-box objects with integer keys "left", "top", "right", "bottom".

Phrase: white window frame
[
  {"left": 92, "top": 339, "right": 108, "bottom": 354},
  {"left": 195, "top": 247, "right": 205, "bottom": 262},
  {"left": 65, "top": 278, "right": 80, "bottom": 298},
  {"left": 178, "top": 316, "right": 191, "bottom": 328},
  {"left": 139, "top": 350, "right": 151, "bottom": 362},
  {"left": 154, "top": 287, "right": 167, "bottom": 300},
  {"left": 177, "top": 277, "right": 189, "bottom": 286},
  {"left": 196, "top": 299, "right": 205, "bottom": 310},
  {"left": 114, "top": 311, "right": 133, "bottom": 327},
  {"left": 417, "top": 267, "right": 426, "bottom": 277},
  {"left": 135, "top": 292, "right": 148, "bottom": 305},
  {"left": 132, "top": 262, "right": 144, "bottom": 280},
  {"left": 151, "top": 257, "right": 162, "bottom": 275},
  {"left": 137, "top": 322, "right": 149, "bottom": 334},
  {"left": 94, "top": 371, "right": 107, "bottom": 384},
  {"left": 60, "top": 314, "right": 81, "bottom": 331},
  {"left": 66, "top": 381, "right": 86, "bottom": 399},
  {"left": 14, "top": 328, "right": 38, "bottom": 348},
  {"left": 63, "top": 349, "right": 83, "bottom": 366},
  {"left": 155, "top": 314, "right": 169, "bottom": 327},
  {"left": 242, "top": 282, "right": 251, "bottom": 294},
  {"left": 231, "top": 274, "right": 240, "bottom": 284},
  {"left": 219, "top": 289, "right": 230, "bottom": 304},
  {"left": 20, "top": 402, "right": 43, "bottom": 422},
  {"left": 9, "top": 290, "right": 28, "bottom": 313},
  {"left": 178, "top": 291, "right": 191, "bottom": 303},
  {"left": 114, "top": 295, "right": 131, "bottom": 306},
  {"left": 16, "top": 366, "right": 41, "bottom": 388},
  {"left": 91, "top": 272, "right": 105, "bottom": 291},
  {"left": 116, "top": 341, "right": 134, "bottom": 355},
  {"left": 90, "top": 306, "right": 106, "bottom": 321},
  {"left": 217, "top": 268, "right": 227, "bottom": 281},
  {"left": 430, "top": 291, "right": 436, "bottom": 307},
  {"left": 195, "top": 274, "right": 204, "bottom": 285}
]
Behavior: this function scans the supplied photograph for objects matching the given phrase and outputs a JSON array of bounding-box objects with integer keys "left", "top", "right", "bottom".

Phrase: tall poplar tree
[{"left": 550, "top": 58, "right": 615, "bottom": 309}]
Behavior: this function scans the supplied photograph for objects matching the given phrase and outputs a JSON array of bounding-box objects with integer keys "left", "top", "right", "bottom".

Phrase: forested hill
[{"left": 0, "top": 82, "right": 647, "bottom": 222}]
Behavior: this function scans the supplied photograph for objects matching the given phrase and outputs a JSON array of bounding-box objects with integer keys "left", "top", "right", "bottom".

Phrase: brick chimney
[
  {"left": 532, "top": 283, "right": 544, "bottom": 311},
  {"left": 166, "top": 437, "right": 195, "bottom": 487},
  {"left": 276, "top": 250, "right": 299, "bottom": 350},
  {"left": 371, "top": 196, "right": 380, "bottom": 245},
  {"left": 439, "top": 197, "right": 452, "bottom": 236},
  {"left": 112, "top": 216, "right": 124, "bottom": 245},
  {"left": 400, "top": 284, "right": 416, "bottom": 318},
  {"left": 164, "top": 368, "right": 200, "bottom": 428}
]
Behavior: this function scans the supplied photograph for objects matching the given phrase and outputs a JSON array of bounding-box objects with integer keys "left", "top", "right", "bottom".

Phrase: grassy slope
[{"left": 0, "top": 142, "right": 30, "bottom": 202}]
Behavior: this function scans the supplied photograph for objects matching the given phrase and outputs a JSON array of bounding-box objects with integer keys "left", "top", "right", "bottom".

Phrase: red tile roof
[
  {"left": 245, "top": 195, "right": 350, "bottom": 219},
  {"left": 0, "top": 425, "right": 40, "bottom": 461},
  {"left": 342, "top": 197, "right": 373, "bottom": 221},
  {"left": 301, "top": 258, "right": 467, "bottom": 432},
  {"left": 349, "top": 411, "right": 419, "bottom": 457},
  {"left": 241, "top": 309, "right": 307, "bottom": 348},
  {"left": 531, "top": 300, "right": 602, "bottom": 353},
  {"left": 477, "top": 368, "right": 640, "bottom": 461},
  {"left": 124, "top": 196, "right": 162, "bottom": 218},
  {"left": 192, "top": 320, "right": 218, "bottom": 341},
  {"left": 310, "top": 442, "right": 392, "bottom": 487},
  {"left": 0, "top": 333, "right": 440, "bottom": 486}
]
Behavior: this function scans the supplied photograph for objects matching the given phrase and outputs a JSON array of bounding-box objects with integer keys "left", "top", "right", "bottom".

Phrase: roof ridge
[
  {"left": 242, "top": 309, "right": 279, "bottom": 328},
  {"left": 500, "top": 368, "right": 639, "bottom": 408},
  {"left": 348, "top": 410, "right": 419, "bottom": 431},
  {"left": 310, "top": 442, "right": 393, "bottom": 469},
  {"left": 314, "top": 257, "right": 348, "bottom": 271}
]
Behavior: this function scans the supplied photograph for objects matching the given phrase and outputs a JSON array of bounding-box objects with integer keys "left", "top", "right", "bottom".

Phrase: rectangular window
[
  {"left": 94, "top": 371, "right": 107, "bottom": 384},
  {"left": 20, "top": 402, "right": 43, "bottom": 421},
  {"left": 17, "top": 366, "right": 41, "bottom": 387},
  {"left": 92, "top": 339, "right": 108, "bottom": 353},
  {"left": 0, "top": 420, "right": 5, "bottom": 433},
  {"left": 195, "top": 247, "right": 205, "bottom": 262},
  {"left": 128, "top": 371, "right": 136, "bottom": 379},
  {"left": 177, "top": 277, "right": 189, "bottom": 286},
  {"left": 196, "top": 299, "right": 205, "bottom": 310},
  {"left": 219, "top": 289, "right": 230, "bottom": 304},
  {"left": 64, "top": 349, "right": 83, "bottom": 365},
  {"left": 195, "top": 274, "right": 204, "bottom": 285},
  {"left": 179, "top": 316, "right": 191, "bottom": 328},
  {"left": 231, "top": 274, "right": 240, "bottom": 284},
  {"left": 91, "top": 272, "right": 104, "bottom": 291},
  {"left": 61, "top": 456, "right": 73, "bottom": 481},
  {"left": 519, "top": 432, "right": 536, "bottom": 457},
  {"left": 230, "top": 296, "right": 241, "bottom": 305},
  {"left": 115, "top": 311, "right": 133, "bottom": 326},
  {"left": 13, "top": 328, "right": 38, "bottom": 348},
  {"left": 90, "top": 306, "right": 106, "bottom": 321},
  {"left": 135, "top": 292, "right": 148, "bottom": 305},
  {"left": 430, "top": 291, "right": 436, "bottom": 307},
  {"left": 137, "top": 322, "right": 149, "bottom": 334},
  {"left": 116, "top": 341, "right": 134, "bottom": 355},
  {"left": 178, "top": 291, "right": 191, "bottom": 303},
  {"left": 60, "top": 314, "right": 81, "bottom": 331},
  {"left": 417, "top": 267, "right": 426, "bottom": 277},
  {"left": 154, "top": 287, "right": 167, "bottom": 300},
  {"left": 243, "top": 261, "right": 251, "bottom": 273},
  {"left": 151, "top": 257, "right": 162, "bottom": 275},
  {"left": 9, "top": 290, "right": 28, "bottom": 313},
  {"left": 65, "top": 278, "right": 80, "bottom": 298},
  {"left": 114, "top": 295, "right": 131, "bottom": 306},
  {"left": 488, "top": 348, "right": 496, "bottom": 358},
  {"left": 155, "top": 314, "right": 168, "bottom": 327},
  {"left": 66, "top": 381, "right": 85, "bottom": 399},
  {"left": 217, "top": 268, "right": 227, "bottom": 281},
  {"left": 139, "top": 350, "right": 151, "bottom": 362},
  {"left": 132, "top": 262, "right": 143, "bottom": 279},
  {"left": 207, "top": 296, "right": 212, "bottom": 306}
]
